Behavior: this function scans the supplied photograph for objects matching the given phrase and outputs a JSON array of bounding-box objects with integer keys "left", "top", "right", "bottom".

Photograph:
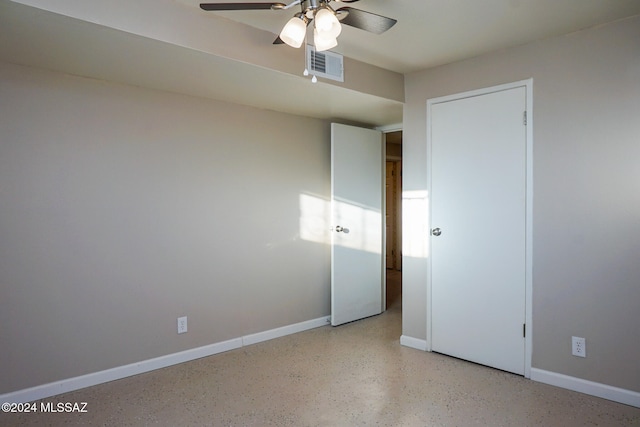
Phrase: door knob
[
  {"left": 431, "top": 227, "right": 442, "bottom": 236},
  {"left": 335, "top": 225, "right": 350, "bottom": 234}
]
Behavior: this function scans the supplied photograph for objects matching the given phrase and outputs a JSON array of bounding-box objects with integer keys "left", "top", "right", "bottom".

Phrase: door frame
[{"left": 425, "top": 79, "right": 533, "bottom": 378}]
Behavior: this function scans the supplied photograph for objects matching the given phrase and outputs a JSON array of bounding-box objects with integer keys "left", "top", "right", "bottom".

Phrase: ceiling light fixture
[
  {"left": 200, "top": 1, "right": 398, "bottom": 54},
  {"left": 278, "top": 1, "right": 342, "bottom": 52}
]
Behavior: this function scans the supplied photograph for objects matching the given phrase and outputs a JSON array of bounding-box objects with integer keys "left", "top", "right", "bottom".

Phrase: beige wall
[
  {"left": 0, "top": 62, "right": 331, "bottom": 393},
  {"left": 402, "top": 15, "right": 640, "bottom": 391}
]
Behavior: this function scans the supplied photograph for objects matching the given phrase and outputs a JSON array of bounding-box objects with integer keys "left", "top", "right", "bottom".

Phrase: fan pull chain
[
  {"left": 302, "top": 30, "right": 310, "bottom": 77},
  {"left": 300, "top": 30, "right": 316, "bottom": 83},
  {"left": 310, "top": 44, "right": 317, "bottom": 83}
]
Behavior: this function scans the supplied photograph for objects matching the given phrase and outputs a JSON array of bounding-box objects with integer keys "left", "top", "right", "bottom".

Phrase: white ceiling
[
  {"left": 186, "top": 0, "right": 640, "bottom": 73},
  {"left": 2, "top": 0, "right": 639, "bottom": 127}
]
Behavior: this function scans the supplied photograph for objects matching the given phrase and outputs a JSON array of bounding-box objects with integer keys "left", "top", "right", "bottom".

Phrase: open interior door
[{"left": 331, "top": 123, "right": 384, "bottom": 326}]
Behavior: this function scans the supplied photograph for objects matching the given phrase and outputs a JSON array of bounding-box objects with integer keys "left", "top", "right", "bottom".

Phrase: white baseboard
[
  {"left": 531, "top": 368, "right": 640, "bottom": 408},
  {"left": 243, "top": 316, "right": 330, "bottom": 346},
  {"left": 400, "top": 335, "right": 428, "bottom": 351},
  {"left": 1, "top": 315, "right": 331, "bottom": 404}
]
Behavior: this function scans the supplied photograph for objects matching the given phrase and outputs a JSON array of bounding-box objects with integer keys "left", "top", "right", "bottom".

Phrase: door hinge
[
  {"left": 523, "top": 323, "right": 526, "bottom": 338},
  {"left": 523, "top": 111, "right": 527, "bottom": 126}
]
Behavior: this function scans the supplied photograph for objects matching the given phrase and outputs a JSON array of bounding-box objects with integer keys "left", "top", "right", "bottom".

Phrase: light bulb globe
[
  {"left": 280, "top": 16, "right": 307, "bottom": 48},
  {"left": 314, "top": 8, "right": 341, "bottom": 39},
  {"left": 314, "top": 29, "right": 337, "bottom": 52}
]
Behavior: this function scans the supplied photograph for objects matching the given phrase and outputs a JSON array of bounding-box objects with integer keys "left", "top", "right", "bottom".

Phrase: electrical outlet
[
  {"left": 572, "top": 336, "right": 586, "bottom": 357},
  {"left": 177, "top": 316, "right": 188, "bottom": 334}
]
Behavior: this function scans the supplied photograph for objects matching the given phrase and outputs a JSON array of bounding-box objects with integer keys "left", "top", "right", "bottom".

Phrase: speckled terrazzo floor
[{"left": 3, "top": 271, "right": 639, "bottom": 426}]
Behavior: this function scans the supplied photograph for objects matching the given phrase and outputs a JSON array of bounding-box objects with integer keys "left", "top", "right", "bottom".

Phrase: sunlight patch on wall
[
  {"left": 403, "top": 190, "right": 429, "bottom": 259},
  {"left": 299, "top": 193, "right": 331, "bottom": 245}
]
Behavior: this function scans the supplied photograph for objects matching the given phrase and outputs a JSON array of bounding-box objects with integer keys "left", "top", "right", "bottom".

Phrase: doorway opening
[{"left": 385, "top": 130, "right": 402, "bottom": 311}]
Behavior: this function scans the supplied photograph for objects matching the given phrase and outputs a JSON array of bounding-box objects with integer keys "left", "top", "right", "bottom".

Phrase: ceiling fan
[{"left": 199, "top": 0, "right": 397, "bottom": 52}]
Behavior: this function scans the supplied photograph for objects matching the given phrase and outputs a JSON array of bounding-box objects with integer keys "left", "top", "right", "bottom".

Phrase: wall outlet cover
[
  {"left": 177, "top": 316, "right": 188, "bottom": 334},
  {"left": 572, "top": 336, "right": 586, "bottom": 357}
]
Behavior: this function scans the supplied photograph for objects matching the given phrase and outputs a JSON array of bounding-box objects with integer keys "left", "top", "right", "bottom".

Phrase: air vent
[{"left": 306, "top": 45, "right": 344, "bottom": 82}]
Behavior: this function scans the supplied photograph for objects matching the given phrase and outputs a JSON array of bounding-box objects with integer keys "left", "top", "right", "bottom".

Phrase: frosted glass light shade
[
  {"left": 314, "top": 29, "right": 337, "bottom": 52},
  {"left": 314, "top": 8, "right": 341, "bottom": 39},
  {"left": 280, "top": 16, "right": 307, "bottom": 48}
]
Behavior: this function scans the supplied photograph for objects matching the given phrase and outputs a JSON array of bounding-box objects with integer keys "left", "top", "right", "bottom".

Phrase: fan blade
[
  {"left": 335, "top": 7, "right": 397, "bottom": 34},
  {"left": 200, "top": 3, "right": 286, "bottom": 11}
]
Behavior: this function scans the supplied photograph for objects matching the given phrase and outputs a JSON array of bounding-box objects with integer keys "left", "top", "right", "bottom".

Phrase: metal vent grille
[
  {"left": 306, "top": 45, "right": 344, "bottom": 82},
  {"left": 310, "top": 50, "right": 327, "bottom": 73}
]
